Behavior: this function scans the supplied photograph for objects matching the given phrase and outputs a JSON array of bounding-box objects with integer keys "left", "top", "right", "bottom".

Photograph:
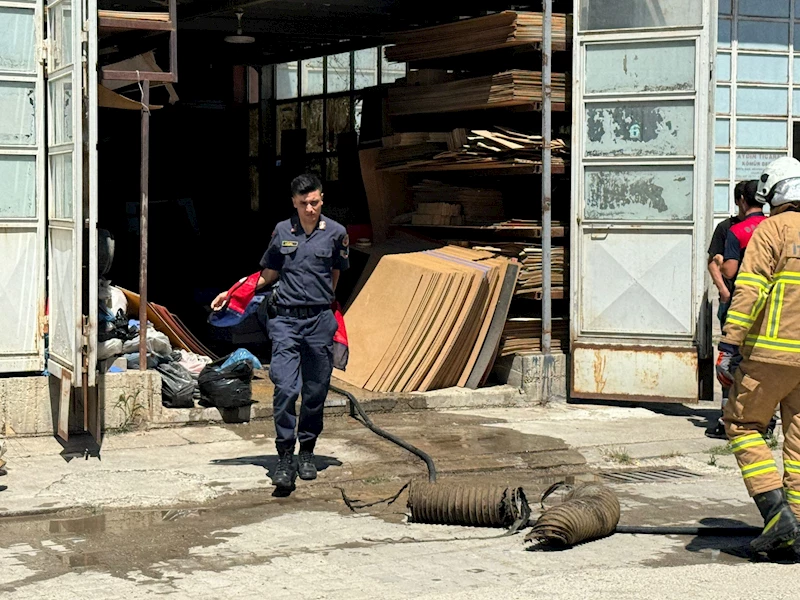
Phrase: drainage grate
[{"left": 598, "top": 467, "right": 701, "bottom": 484}]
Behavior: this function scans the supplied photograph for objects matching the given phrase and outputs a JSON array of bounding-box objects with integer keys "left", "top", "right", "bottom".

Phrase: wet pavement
[{"left": 0, "top": 402, "right": 794, "bottom": 598}]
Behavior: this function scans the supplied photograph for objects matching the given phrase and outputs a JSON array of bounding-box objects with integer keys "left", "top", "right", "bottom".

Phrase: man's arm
[
  {"left": 722, "top": 223, "right": 778, "bottom": 346},
  {"left": 708, "top": 255, "right": 731, "bottom": 303},
  {"left": 332, "top": 269, "right": 340, "bottom": 292},
  {"left": 721, "top": 258, "right": 740, "bottom": 280},
  {"left": 257, "top": 268, "right": 279, "bottom": 290}
]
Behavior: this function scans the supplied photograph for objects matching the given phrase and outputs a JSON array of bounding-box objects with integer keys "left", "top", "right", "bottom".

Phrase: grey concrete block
[{"left": 493, "top": 351, "right": 568, "bottom": 404}]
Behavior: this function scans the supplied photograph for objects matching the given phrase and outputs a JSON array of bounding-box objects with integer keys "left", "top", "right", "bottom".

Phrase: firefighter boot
[
  {"left": 272, "top": 450, "right": 295, "bottom": 489},
  {"left": 751, "top": 489, "right": 800, "bottom": 553},
  {"left": 297, "top": 445, "right": 317, "bottom": 481}
]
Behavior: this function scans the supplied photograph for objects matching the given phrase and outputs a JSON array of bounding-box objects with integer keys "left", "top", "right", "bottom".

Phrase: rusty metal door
[{"left": 570, "top": 0, "right": 714, "bottom": 402}]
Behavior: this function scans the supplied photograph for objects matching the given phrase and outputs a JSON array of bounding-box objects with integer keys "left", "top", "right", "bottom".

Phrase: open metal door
[
  {"left": 0, "top": 0, "right": 46, "bottom": 373},
  {"left": 570, "top": 0, "right": 715, "bottom": 403},
  {"left": 46, "top": 0, "right": 97, "bottom": 438}
]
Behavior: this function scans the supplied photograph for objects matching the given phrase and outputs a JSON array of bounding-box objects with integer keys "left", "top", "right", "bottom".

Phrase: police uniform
[{"left": 261, "top": 213, "right": 349, "bottom": 454}]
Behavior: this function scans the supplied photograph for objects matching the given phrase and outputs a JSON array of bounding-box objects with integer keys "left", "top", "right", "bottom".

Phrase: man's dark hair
[
  {"left": 290, "top": 173, "right": 323, "bottom": 197},
  {"left": 734, "top": 179, "right": 760, "bottom": 208}
]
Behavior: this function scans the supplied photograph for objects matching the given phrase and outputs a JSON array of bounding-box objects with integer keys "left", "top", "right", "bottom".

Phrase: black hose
[
  {"left": 329, "top": 383, "right": 437, "bottom": 483},
  {"left": 615, "top": 525, "right": 761, "bottom": 537}
]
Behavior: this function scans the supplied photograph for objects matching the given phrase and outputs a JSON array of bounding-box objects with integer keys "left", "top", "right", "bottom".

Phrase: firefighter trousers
[{"left": 723, "top": 358, "right": 800, "bottom": 516}]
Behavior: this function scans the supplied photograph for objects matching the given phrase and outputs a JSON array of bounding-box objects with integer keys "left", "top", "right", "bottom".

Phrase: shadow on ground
[{"left": 568, "top": 398, "right": 720, "bottom": 431}]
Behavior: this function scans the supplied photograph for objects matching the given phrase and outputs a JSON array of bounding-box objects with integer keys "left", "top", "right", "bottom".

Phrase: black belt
[{"left": 275, "top": 305, "right": 329, "bottom": 318}]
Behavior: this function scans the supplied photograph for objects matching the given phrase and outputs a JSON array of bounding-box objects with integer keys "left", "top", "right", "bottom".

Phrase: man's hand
[
  {"left": 211, "top": 291, "right": 229, "bottom": 312},
  {"left": 719, "top": 288, "right": 732, "bottom": 304},
  {"left": 716, "top": 342, "right": 739, "bottom": 388}
]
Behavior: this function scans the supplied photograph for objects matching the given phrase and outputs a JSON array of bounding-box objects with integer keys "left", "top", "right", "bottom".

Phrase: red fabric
[
  {"left": 225, "top": 272, "right": 261, "bottom": 315},
  {"left": 331, "top": 301, "right": 348, "bottom": 346},
  {"left": 730, "top": 215, "right": 767, "bottom": 250},
  {"left": 331, "top": 301, "right": 349, "bottom": 370}
]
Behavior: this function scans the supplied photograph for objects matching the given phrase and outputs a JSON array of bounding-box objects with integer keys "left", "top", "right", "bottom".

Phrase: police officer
[{"left": 212, "top": 173, "right": 349, "bottom": 489}]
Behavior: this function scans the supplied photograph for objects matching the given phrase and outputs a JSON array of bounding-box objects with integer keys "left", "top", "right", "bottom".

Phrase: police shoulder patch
[{"left": 282, "top": 240, "right": 299, "bottom": 248}]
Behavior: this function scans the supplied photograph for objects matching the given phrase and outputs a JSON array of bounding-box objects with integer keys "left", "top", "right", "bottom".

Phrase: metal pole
[
  {"left": 138, "top": 80, "right": 150, "bottom": 370},
  {"left": 541, "top": 0, "right": 552, "bottom": 355}
]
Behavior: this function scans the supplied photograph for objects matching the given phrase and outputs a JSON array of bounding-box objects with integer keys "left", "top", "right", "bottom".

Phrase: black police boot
[
  {"left": 297, "top": 444, "right": 317, "bottom": 481},
  {"left": 272, "top": 450, "right": 295, "bottom": 489},
  {"left": 751, "top": 489, "right": 800, "bottom": 553}
]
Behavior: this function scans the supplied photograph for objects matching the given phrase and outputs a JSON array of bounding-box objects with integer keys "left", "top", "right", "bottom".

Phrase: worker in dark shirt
[
  {"left": 211, "top": 174, "right": 349, "bottom": 489},
  {"left": 705, "top": 181, "right": 750, "bottom": 438}
]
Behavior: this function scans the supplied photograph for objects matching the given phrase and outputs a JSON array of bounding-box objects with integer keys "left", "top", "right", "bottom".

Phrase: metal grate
[{"left": 598, "top": 468, "right": 701, "bottom": 484}]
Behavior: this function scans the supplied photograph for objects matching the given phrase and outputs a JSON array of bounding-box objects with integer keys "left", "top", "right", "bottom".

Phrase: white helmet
[{"left": 757, "top": 156, "right": 800, "bottom": 206}]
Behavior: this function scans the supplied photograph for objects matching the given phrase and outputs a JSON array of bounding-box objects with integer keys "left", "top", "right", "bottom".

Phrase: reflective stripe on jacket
[{"left": 722, "top": 211, "right": 800, "bottom": 366}]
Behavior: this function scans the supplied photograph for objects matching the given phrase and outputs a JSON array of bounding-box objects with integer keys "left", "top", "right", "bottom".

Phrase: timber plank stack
[
  {"left": 335, "top": 246, "right": 518, "bottom": 392},
  {"left": 385, "top": 11, "right": 571, "bottom": 61},
  {"left": 388, "top": 70, "right": 567, "bottom": 116},
  {"left": 499, "top": 318, "right": 569, "bottom": 356},
  {"left": 413, "top": 180, "right": 504, "bottom": 225},
  {"left": 377, "top": 126, "right": 568, "bottom": 173},
  {"left": 472, "top": 243, "right": 566, "bottom": 297}
]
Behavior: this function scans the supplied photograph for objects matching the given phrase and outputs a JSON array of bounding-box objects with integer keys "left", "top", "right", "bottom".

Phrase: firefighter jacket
[{"left": 722, "top": 210, "right": 800, "bottom": 366}]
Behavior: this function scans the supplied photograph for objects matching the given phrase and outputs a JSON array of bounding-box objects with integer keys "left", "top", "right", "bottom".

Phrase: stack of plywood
[
  {"left": 473, "top": 243, "right": 565, "bottom": 297},
  {"left": 499, "top": 318, "right": 569, "bottom": 356},
  {"left": 385, "top": 11, "right": 570, "bottom": 62},
  {"left": 388, "top": 70, "right": 568, "bottom": 116},
  {"left": 413, "top": 180, "right": 504, "bottom": 224},
  {"left": 411, "top": 202, "right": 464, "bottom": 226},
  {"left": 378, "top": 127, "right": 568, "bottom": 172},
  {"left": 335, "top": 246, "right": 519, "bottom": 392}
]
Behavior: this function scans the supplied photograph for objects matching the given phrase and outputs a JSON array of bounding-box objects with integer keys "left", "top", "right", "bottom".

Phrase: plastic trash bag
[
  {"left": 157, "top": 362, "right": 196, "bottom": 409},
  {"left": 98, "top": 338, "right": 123, "bottom": 361},
  {"left": 221, "top": 348, "right": 262, "bottom": 371},
  {"left": 123, "top": 328, "right": 172, "bottom": 356},
  {"left": 198, "top": 358, "right": 254, "bottom": 409}
]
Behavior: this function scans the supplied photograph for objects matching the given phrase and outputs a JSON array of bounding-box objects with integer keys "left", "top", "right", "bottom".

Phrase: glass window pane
[
  {"left": 0, "top": 155, "right": 36, "bottom": 217},
  {"left": 49, "top": 0, "right": 73, "bottom": 71},
  {"left": 354, "top": 48, "right": 377, "bottom": 89},
  {"left": 739, "top": 20, "right": 789, "bottom": 51},
  {"left": 326, "top": 97, "right": 350, "bottom": 152},
  {"left": 794, "top": 89, "right": 800, "bottom": 115},
  {"left": 736, "top": 87, "right": 788, "bottom": 116},
  {"left": 276, "top": 103, "right": 297, "bottom": 156},
  {"left": 740, "top": 0, "right": 789, "bottom": 18},
  {"left": 719, "top": 0, "right": 731, "bottom": 14},
  {"left": 49, "top": 151, "right": 73, "bottom": 219},
  {"left": 0, "top": 81, "right": 36, "bottom": 146},
  {"left": 584, "top": 100, "right": 695, "bottom": 157},
  {"left": 579, "top": 0, "right": 702, "bottom": 30},
  {"left": 715, "top": 152, "right": 729, "bottom": 180},
  {"left": 716, "top": 53, "right": 731, "bottom": 81},
  {"left": 301, "top": 57, "right": 323, "bottom": 96},
  {"left": 736, "top": 120, "right": 787, "bottom": 149},
  {"left": 718, "top": 19, "right": 731, "bottom": 48},
  {"left": 276, "top": 62, "right": 298, "bottom": 100},
  {"left": 716, "top": 118, "right": 730, "bottom": 147},
  {"left": 795, "top": 23, "right": 800, "bottom": 53},
  {"left": 301, "top": 99, "right": 323, "bottom": 153},
  {"left": 382, "top": 49, "right": 406, "bottom": 84},
  {"left": 736, "top": 152, "right": 787, "bottom": 179},
  {"left": 327, "top": 52, "right": 351, "bottom": 93},
  {"left": 794, "top": 56, "right": 800, "bottom": 83},
  {"left": 737, "top": 54, "right": 788, "bottom": 84},
  {"left": 47, "top": 76, "right": 73, "bottom": 145},
  {"left": 714, "top": 184, "right": 731, "bottom": 213},
  {"left": 716, "top": 86, "right": 730, "bottom": 114},
  {"left": 585, "top": 40, "right": 695, "bottom": 94},
  {"left": 0, "top": 7, "right": 36, "bottom": 73},
  {"left": 584, "top": 165, "right": 694, "bottom": 221}
]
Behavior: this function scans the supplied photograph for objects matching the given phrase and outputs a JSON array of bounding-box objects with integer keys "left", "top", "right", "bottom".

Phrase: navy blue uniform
[{"left": 261, "top": 214, "right": 349, "bottom": 452}]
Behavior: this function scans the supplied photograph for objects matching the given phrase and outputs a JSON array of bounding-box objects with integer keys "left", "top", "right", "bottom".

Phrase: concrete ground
[{"left": 0, "top": 399, "right": 795, "bottom": 599}]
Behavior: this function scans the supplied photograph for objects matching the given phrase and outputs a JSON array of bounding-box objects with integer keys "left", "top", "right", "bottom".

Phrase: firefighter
[{"left": 718, "top": 156, "right": 800, "bottom": 556}]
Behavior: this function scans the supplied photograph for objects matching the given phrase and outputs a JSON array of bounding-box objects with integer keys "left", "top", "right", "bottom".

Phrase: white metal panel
[
  {"left": 46, "top": 0, "right": 83, "bottom": 381},
  {"left": 580, "top": 230, "right": 694, "bottom": 336},
  {"left": 86, "top": 0, "right": 98, "bottom": 387},
  {"left": 0, "top": 0, "right": 45, "bottom": 373},
  {"left": 572, "top": 346, "right": 698, "bottom": 401}
]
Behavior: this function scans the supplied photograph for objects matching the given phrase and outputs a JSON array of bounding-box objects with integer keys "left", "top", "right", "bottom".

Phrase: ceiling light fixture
[{"left": 224, "top": 10, "right": 255, "bottom": 44}]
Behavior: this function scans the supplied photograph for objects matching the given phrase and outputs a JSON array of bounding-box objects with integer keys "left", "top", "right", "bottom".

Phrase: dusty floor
[{"left": 0, "top": 401, "right": 796, "bottom": 599}]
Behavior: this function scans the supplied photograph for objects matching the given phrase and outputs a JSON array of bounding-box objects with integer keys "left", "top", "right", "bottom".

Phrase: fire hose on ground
[{"left": 329, "top": 383, "right": 764, "bottom": 547}]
